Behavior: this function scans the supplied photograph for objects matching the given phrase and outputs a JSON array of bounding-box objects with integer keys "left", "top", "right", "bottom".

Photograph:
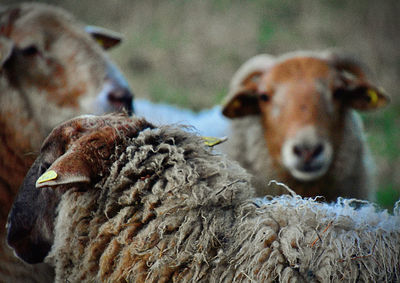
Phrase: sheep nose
[
  {"left": 293, "top": 143, "right": 324, "bottom": 163},
  {"left": 104, "top": 62, "right": 134, "bottom": 115},
  {"left": 107, "top": 86, "right": 133, "bottom": 115}
]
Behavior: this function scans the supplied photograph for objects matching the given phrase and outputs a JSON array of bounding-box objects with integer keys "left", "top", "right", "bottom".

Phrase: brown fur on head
[
  {"left": 0, "top": 3, "right": 133, "bottom": 231},
  {"left": 223, "top": 51, "right": 389, "bottom": 196},
  {"left": 6, "top": 113, "right": 153, "bottom": 264}
]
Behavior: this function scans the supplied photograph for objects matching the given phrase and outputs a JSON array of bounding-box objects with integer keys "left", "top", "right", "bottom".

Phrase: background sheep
[
  {"left": 221, "top": 50, "right": 389, "bottom": 200},
  {"left": 135, "top": 50, "right": 388, "bottom": 202},
  {"left": 7, "top": 113, "right": 399, "bottom": 282},
  {"left": 0, "top": 3, "right": 133, "bottom": 282}
]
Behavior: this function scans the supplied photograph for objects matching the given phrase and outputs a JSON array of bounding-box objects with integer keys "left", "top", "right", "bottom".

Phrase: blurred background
[{"left": 5, "top": 0, "right": 399, "bottom": 209}]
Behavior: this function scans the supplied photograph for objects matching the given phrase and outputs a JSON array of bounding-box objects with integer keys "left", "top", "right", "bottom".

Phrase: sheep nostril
[
  {"left": 293, "top": 144, "right": 324, "bottom": 162},
  {"left": 293, "top": 145, "right": 302, "bottom": 157},
  {"left": 107, "top": 88, "right": 133, "bottom": 115},
  {"left": 311, "top": 144, "right": 324, "bottom": 158}
]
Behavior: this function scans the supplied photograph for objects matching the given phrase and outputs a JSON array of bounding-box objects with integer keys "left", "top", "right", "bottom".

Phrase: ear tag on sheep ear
[
  {"left": 232, "top": 100, "right": 241, "bottom": 109},
  {"left": 202, "top": 136, "right": 228, "bottom": 147},
  {"left": 36, "top": 170, "right": 58, "bottom": 185},
  {"left": 367, "top": 89, "right": 379, "bottom": 106},
  {"left": 95, "top": 38, "right": 104, "bottom": 46}
]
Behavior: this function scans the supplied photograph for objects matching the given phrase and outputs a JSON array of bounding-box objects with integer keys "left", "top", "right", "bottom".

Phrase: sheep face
[
  {"left": 0, "top": 3, "right": 133, "bottom": 133},
  {"left": 6, "top": 114, "right": 151, "bottom": 264},
  {"left": 223, "top": 54, "right": 389, "bottom": 183}
]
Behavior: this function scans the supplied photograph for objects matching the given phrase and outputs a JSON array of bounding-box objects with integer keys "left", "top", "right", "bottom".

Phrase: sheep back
[{"left": 222, "top": 196, "right": 400, "bottom": 282}]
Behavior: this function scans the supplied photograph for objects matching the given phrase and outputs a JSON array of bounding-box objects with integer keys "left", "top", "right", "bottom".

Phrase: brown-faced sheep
[
  {"left": 221, "top": 51, "right": 390, "bottom": 201},
  {"left": 7, "top": 113, "right": 399, "bottom": 282},
  {"left": 0, "top": 3, "right": 133, "bottom": 282}
]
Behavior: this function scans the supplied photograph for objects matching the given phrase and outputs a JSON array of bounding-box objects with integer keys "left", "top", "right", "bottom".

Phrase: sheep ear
[
  {"left": 85, "top": 25, "right": 122, "bottom": 50},
  {"left": 335, "top": 83, "right": 389, "bottom": 111},
  {"left": 36, "top": 150, "right": 91, "bottom": 189},
  {"left": 329, "top": 53, "right": 390, "bottom": 111},
  {"left": 222, "top": 71, "right": 263, "bottom": 118},
  {"left": 0, "top": 36, "right": 14, "bottom": 69}
]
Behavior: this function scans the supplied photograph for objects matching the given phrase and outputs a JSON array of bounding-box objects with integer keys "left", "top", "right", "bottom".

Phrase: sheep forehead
[
  {"left": 268, "top": 56, "right": 332, "bottom": 83},
  {"left": 263, "top": 57, "right": 334, "bottom": 109},
  {"left": 46, "top": 114, "right": 136, "bottom": 143}
]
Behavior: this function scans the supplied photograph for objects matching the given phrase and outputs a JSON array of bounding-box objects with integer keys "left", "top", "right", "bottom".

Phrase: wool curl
[{"left": 44, "top": 122, "right": 399, "bottom": 283}]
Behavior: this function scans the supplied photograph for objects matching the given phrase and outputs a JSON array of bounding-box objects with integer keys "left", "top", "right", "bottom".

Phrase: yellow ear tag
[
  {"left": 96, "top": 38, "right": 104, "bottom": 47},
  {"left": 37, "top": 170, "right": 58, "bottom": 184},
  {"left": 202, "top": 136, "right": 228, "bottom": 147},
  {"left": 367, "top": 89, "right": 378, "bottom": 106},
  {"left": 232, "top": 100, "right": 241, "bottom": 109}
]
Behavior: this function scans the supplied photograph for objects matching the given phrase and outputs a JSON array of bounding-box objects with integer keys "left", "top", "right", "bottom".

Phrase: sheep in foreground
[
  {"left": 221, "top": 51, "right": 390, "bottom": 200},
  {"left": 0, "top": 3, "right": 133, "bottom": 282},
  {"left": 7, "top": 113, "right": 400, "bottom": 282}
]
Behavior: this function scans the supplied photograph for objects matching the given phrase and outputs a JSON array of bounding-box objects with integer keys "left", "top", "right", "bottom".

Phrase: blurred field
[{"left": 5, "top": 0, "right": 399, "bottom": 208}]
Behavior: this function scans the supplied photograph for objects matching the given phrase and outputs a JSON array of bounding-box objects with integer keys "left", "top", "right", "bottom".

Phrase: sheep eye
[
  {"left": 259, "top": 93, "right": 270, "bottom": 102},
  {"left": 21, "top": 45, "right": 39, "bottom": 56}
]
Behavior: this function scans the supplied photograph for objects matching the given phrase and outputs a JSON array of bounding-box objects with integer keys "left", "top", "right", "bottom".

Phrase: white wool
[{"left": 134, "top": 99, "right": 229, "bottom": 137}]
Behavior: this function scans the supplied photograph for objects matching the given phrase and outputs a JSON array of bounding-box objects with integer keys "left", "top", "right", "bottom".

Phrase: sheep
[
  {"left": 133, "top": 51, "right": 388, "bottom": 201},
  {"left": 0, "top": 3, "right": 133, "bottom": 282},
  {"left": 221, "top": 50, "right": 390, "bottom": 200},
  {"left": 7, "top": 113, "right": 399, "bottom": 282}
]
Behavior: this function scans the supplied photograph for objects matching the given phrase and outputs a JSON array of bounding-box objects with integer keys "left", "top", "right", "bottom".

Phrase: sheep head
[
  {"left": 6, "top": 113, "right": 153, "bottom": 264},
  {"left": 0, "top": 3, "right": 134, "bottom": 232},
  {"left": 223, "top": 51, "right": 389, "bottom": 183},
  {"left": 0, "top": 3, "right": 133, "bottom": 125}
]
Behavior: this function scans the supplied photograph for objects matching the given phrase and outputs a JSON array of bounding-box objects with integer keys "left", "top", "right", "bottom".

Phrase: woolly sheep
[
  {"left": 221, "top": 50, "right": 390, "bottom": 200},
  {"left": 7, "top": 113, "right": 399, "bottom": 282},
  {"left": 0, "top": 3, "right": 133, "bottom": 282}
]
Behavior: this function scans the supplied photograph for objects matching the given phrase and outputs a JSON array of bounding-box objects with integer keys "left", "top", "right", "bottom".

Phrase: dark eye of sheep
[
  {"left": 333, "top": 88, "right": 348, "bottom": 101},
  {"left": 21, "top": 45, "right": 39, "bottom": 56},
  {"left": 259, "top": 93, "right": 270, "bottom": 102}
]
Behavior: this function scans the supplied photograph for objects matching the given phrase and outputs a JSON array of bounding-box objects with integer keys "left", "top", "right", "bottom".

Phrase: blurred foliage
[{"left": 3, "top": 0, "right": 399, "bottom": 209}]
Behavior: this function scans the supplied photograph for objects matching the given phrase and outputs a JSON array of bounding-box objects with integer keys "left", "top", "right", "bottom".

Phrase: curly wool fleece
[
  {"left": 46, "top": 125, "right": 252, "bottom": 282},
  {"left": 45, "top": 124, "right": 399, "bottom": 282},
  {"left": 223, "top": 195, "right": 400, "bottom": 282}
]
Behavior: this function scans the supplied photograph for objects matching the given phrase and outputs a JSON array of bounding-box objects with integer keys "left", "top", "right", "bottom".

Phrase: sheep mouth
[
  {"left": 298, "top": 163, "right": 324, "bottom": 173},
  {"left": 289, "top": 162, "right": 329, "bottom": 181}
]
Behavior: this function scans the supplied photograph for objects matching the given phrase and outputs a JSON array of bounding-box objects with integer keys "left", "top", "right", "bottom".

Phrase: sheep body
[
  {"left": 223, "top": 195, "right": 400, "bottom": 282},
  {"left": 7, "top": 114, "right": 399, "bottom": 282},
  {"left": 19, "top": 115, "right": 251, "bottom": 282}
]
